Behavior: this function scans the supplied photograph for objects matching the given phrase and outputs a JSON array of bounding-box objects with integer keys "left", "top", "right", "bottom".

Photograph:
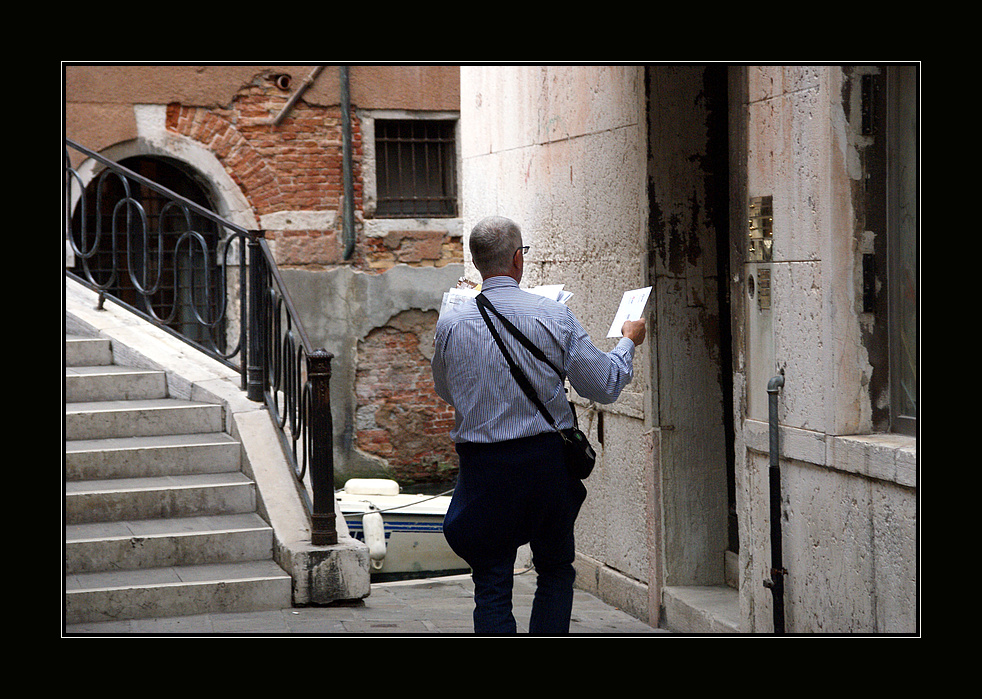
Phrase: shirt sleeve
[
  {"left": 431, "top": 321, "right": 453, "bottom": 407},
  {"left": 563, "top": 309, "right": 636, "bottom": 404}
]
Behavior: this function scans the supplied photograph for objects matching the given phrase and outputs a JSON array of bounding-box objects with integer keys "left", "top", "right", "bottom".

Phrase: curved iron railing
[{"left": 64, "top": 138, "right": 337, "bottom": 545}]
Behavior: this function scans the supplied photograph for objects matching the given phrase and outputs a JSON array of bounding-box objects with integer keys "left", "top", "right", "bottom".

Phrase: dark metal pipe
[
  {"left": 246, "top": 232, "right": 267, "bottom": 402},
  {"left": 340, "top": 66, "right": 355, "bottom": 260},
  {"left": 764, "top": 373, "right": 786, "bottom": 634},
  {"left": 308, "top": 349, "right": 338, "bottom": 546},
  {"left": 271, "top": 66, "right": 324, "bottom": 126}
]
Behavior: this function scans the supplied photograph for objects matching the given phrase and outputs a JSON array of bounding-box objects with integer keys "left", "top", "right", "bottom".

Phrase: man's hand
[{"left": 622, "top": 319, "right": 646, "bottom": 347}]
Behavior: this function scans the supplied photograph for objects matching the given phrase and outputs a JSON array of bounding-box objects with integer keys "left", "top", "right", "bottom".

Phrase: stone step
[
  {"left": 65, "top": 336, "right": 112, "bottom": 367},
  {"left": 65, "top": 364, "right": 168, "bottom": 402},
  {"left": 63, "top": 332, "right": 294, "bottom": 624},
  {"left": 65, "top": 513, "right": 274, "bottom": 574},
  {"left": 65, "top": 472, "right": 257, "bottom": 525},
  {"left": 65, "top": 560, "right": 293, "bottom": 625},
  {"left": 65, "top": 399, "right": 224, "bottom": 441},
  {"left": 65, "top": 433, "right": 240, "bottom": 481}
]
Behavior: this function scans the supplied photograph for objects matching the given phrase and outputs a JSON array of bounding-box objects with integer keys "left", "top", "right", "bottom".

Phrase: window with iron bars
[{"left": 375, "top": 119, "right": 457, "bottom": 217}]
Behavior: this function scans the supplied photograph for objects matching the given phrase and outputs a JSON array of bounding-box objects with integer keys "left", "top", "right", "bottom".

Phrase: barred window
[{"left": 375, "top": 119, "right": 457, "bottom": 217}]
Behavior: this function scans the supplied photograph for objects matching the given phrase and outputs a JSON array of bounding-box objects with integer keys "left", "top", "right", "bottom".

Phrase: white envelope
[{"left": 607, "top": 287, "right": 652, "bottom": 338}]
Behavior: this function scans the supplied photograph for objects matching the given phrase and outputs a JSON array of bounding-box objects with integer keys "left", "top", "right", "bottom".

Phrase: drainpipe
[
  {"left": 763, "top": 372, "right": 786, "bottom": 634},
  {"left": 271, "top": 66, "right": 325, "bottom": 126},
  {"left": 340, "top": 65, "right": 355, "bottom": 260}
]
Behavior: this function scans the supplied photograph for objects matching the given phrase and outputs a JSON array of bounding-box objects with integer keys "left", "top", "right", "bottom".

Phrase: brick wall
[
  {"left": 166, "top": 72, "right": 460, "bottom": 486},
  {"left": 354, "top": 310, "right": 457, "bottom": 486},
  {"left": 166, "top": 76, "right": 358, "bottom": 268},
  {"left": 165, "top": 75, "right": 463, "bottom": 273},
  {"left": 363, "top": 230, "right": 463, "bottom": 272}
]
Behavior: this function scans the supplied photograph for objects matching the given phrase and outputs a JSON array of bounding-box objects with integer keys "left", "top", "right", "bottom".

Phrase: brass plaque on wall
[{"left": 748, "top": 196, "right": 773, "bottom": 263}]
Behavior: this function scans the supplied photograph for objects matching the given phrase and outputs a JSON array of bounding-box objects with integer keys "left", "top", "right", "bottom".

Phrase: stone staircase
[{"left": 64, "top": 334, "right": 292, "bottom": 625}]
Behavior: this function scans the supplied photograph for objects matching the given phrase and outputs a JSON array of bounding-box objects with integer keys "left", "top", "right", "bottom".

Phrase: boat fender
[
  {"left": 345, "top": 478, "right": 400, "bottom": 496},
  {"left": 363, "top": 511, "right": 386, "bottom": 570}
]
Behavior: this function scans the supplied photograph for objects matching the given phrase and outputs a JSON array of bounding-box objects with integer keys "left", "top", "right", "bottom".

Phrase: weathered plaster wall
[
  {"left": 65, "top": 65, "right": 458, "bottom": 144},
  {"left": 460, "top": 66, "right": 652, "bottom": 618},
  {"left": 280, "top": 264, "right": 463, "bottom": 484},
  {"left": 739, "top": 66, "right": 916, "bottom": 633}
]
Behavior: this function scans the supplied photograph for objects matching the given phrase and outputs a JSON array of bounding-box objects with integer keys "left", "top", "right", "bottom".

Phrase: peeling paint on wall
[{"left": 354, "top": 310, "right": 457, "bottom": 486}]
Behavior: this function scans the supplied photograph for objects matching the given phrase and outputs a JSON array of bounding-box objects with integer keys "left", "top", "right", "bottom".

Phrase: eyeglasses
[{"left": 517, "top": 245, "right": 530, "bottom": 255}]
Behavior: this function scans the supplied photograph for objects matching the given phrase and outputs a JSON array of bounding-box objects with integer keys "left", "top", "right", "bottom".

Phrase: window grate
[{"left": 375, "top": 119, "right": 457, "bottom": 217}]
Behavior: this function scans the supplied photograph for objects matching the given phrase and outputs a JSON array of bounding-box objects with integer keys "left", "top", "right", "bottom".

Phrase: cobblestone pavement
[{"left": 64, "top": 571, "right": 667, "bottom": 635}]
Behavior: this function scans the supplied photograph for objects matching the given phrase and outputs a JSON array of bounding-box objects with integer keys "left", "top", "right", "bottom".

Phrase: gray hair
[{"left": 469, "top": 216, "right": 523, "bottom": 277}]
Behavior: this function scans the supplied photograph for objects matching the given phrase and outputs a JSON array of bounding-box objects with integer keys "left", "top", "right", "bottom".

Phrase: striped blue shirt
[{"left": 432, "top": 276, "right": 636, "bottom": 444}]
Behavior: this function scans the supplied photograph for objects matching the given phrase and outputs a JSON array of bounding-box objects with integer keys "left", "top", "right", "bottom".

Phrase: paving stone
[{"left": 64, "top": 572, "right": 667, "bottom": 635}]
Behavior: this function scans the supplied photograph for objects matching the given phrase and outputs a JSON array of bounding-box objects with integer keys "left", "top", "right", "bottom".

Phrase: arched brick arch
[
  {"left": 83, "top": 129, "right": 259, "bottom": 233},
  {"left": 167, "top": 104, "right": 283, "bottom": 215},
  {"left": 164, "top": 84, "right": 359, "bottom": 220}
]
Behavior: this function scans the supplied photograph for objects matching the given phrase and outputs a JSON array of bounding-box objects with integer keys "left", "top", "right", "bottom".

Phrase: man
[{"left": 431, "top": 215, "right": 645, "bottom": 634}]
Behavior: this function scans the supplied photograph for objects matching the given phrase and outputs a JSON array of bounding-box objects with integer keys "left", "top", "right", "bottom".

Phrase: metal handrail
[
  {"left": 64, "top": 138, "right": 337, "bottom": 545},
  {"left": 65, "top": 139, "right": 250, "bottom": 374}
]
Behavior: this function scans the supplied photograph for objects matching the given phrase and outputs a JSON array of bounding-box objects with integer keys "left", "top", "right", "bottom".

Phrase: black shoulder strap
[
  {"left": 476, "top": 292, "right": 563, "bottom": 431},
  {"left": 475, "top": 293, "right": 564, "bottom": 379}
]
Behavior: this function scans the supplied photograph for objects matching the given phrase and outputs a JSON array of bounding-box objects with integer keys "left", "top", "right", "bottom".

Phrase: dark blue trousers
[{"left": 443, "top": 432, "right": 587, "bottom": 634}]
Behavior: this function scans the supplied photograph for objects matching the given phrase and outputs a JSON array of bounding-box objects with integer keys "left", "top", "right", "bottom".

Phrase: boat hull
[{"left": 337, "top": 487, "right": 469, "bottom": 581}]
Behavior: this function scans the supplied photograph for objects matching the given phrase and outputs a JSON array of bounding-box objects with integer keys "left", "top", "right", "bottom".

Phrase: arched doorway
[{"left": 69, "top": 155, "right": 226, "bottom": 354}]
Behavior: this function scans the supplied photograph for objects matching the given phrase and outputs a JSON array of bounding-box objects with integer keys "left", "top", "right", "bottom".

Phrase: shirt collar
[{"left": 481, "top": 275, "right": 520, "bottom": 292}]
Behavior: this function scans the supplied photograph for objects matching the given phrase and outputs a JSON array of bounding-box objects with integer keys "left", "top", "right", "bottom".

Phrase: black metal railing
[{"left": 64, "top": 138, "right": 337, "bottom": 545}]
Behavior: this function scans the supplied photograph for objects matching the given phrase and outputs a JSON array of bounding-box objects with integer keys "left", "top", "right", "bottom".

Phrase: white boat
[{"left": 336, "top": 478, "right": 470, "bottom": 581}]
